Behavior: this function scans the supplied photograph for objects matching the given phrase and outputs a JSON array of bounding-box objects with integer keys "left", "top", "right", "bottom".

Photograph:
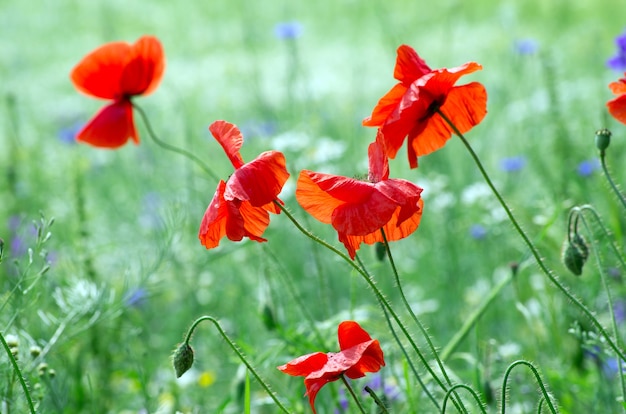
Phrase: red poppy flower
[
  {"left": 278, "top": 321, "right": 385, "bottom": 414},
  {"left": 363, "top": 44, "right": 488, "bottom": 168},
  {"left": 607, "top": 73, "right": 626, "bottom": 125},
  {"left": 198, "top": 120, "right": 290, "bottom": 249},
  {"left": 70, "top": 35, "right": 165, "bottom": 148},
  {"left": 296, "top": 133, "right": 423, "bottom": 259}
]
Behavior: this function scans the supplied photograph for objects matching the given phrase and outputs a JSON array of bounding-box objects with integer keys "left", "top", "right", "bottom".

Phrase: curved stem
[
  {"left": 600, "top": 152, "right": 626, "bottom": 211},
  {"left": 437, "top": 108, "right": 626, "bottom": 362},
  {"left": 183, "top": 316, "right": 290, "bottom": 413},
  {"left": 576, "top": 205, "right": 626, "bottom": 270},
  {"left": 133, "top": 104, "right": 219, "bottom": 182},
  {"left": 0, "top": 332, "right": 36, "bottom": 414},
  {"left": 380, "top": 229, "right": 467, "bottom": 413},
  {"left": 275, "top": 201, "right": 454, "bottom": 398},
  {"left": 500, "top": 360, "right": 557, "bottom": 414},
  {"left": 356, "top": 255, "right": 441, "bottom": 410},
  {"left": 575, "top": 208, "right": 626, "bottom": 400},
  {"left": 341, "top": 375, "right": 367, "bottom": 414},
  {"left": 441, "top": 384, "right": 487, "bottom": 414},
  {"left": 364, "top": 385, "right": 390, "bottom": 413}
]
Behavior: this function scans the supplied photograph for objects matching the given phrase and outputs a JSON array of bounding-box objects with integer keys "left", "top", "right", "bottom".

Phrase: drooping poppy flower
[
  {"left": 607, "top": 73, "right": 626, "bottom": 125},
  {"left": 363, "top": 44, "right": 488, "bottom": 168},
  {"left": 296, "top": 132, "right": 423, "bottom": 259},
  {"left": 198, "top": 120, "right": 290, "bottom": 249},
  {"left": 70, "top": 35, "right": 165, "bottom": 148},
  {"left": 278, "top": 321, "right": 385, "bottom": 414}
]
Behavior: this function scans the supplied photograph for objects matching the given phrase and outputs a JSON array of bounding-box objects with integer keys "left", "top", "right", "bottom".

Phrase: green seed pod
[
  {"left": 261, "top": 303, "right": 278, "bottom": 331},
  {"left": 595, "top": 128, "right": 611, "bottom": 152},
  {"left": 172, "top": 343, "right": 194, "bottom": 378}
]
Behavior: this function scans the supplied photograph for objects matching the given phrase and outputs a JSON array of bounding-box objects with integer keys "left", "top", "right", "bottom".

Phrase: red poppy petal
[
  {"left": 303, "top": 377, "right": 332, "bottom": 414},
  {"left": 296, "top": 171, "right": 352, "bottom": 224},
  {"left": 277, "top": 352, "right": 328, "bottom": 377},
  {"left": 209, "top": 120, "right": 246, "bottom": 169},
  {"left": 362, "top": 83, "right": 408, "bottom": 128},
  {"left": 76, "top": 100, "right": 138, "bottom": 148},
  {"left": 344, "top": 340, "right": 385, "bottom": 379},
  {"left": 338, "top": 321, "right": 373, "bottom": 350},
  {"left": 609, "top": 78, "right": 626, "bottom": 95},
  {"left": 225, "top": 151, "right": 289, "bottom": 206},
  {"left": 409, "top": 82, "right": 487, "bottom": 157},
  {"left": 421, "top": 62, "right": 483, "bottom": 98},
  {"left": 71, "top": 42, "right": 131, "bottom": 100},
  {"left": 332, "top": 189, "right": 397, "bottom": 236},
  {"left": 367, "top": 134, "right": 389, "bottom": 183},
  {"left": 394, "top": 44, "right": 431, "bottom": 85},
  {"left": 237, "top": 200, "right": 270, "bottom": 242},
  {"left": 608, "top": 94, "right": 626, "bottom": 125},
  {"left": 120, "top": 35, "right": 165, "bottom": 96},
  {"left": 198, "top": 181, "right": 229, "bottom": 249}
]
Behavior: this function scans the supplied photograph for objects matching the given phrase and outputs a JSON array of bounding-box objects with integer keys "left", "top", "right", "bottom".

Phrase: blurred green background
[{"left": 1, "top": 0, "right": 626, "bottom": 412}]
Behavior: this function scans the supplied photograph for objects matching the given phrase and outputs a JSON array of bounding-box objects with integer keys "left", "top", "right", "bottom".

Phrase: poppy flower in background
[
  {"left": 296, "top": 132, "right": 423, "bottom": 259},
  {"left": 363, "top": 44, "right": 487, "bottom": 168},
  {"left": 198, "top": 120, "right": 290, "bottom": 249},
  {"left": 607, "top": 73, "right": 626, "bottom": 125},
  {"left": 70, "top": 35, "right": 165, "bottom": 148},
  {"left": 277, "top": 320, "right": 385, "bottom": 414}
]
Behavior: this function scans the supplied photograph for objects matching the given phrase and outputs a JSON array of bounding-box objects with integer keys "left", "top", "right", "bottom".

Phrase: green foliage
[{"left": 1, "top": 0, "right": 626, "bottom": 413}]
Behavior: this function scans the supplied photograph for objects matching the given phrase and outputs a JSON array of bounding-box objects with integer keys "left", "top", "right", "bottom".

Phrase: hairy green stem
[
  {"left": 437, "top": 108, "right": 626, "bottom": 362},
  {"left": 380, "top": 229, "right": 467, "bottom": 413},
  {"left": 133, "top": 104, "right": 219, "bottom": 182},
  {"left": 0, "top": 332, "right": 36, "bottom": 414},
  {"left": 575, "top": 207, "right": 626, "bottom": 400},
  {"left": 341, "top": 375, "right": 367, "bottom": 414},
  {"left": 500, "top": 360, "right": 557, "bottom": 414},
  {"left": 600, "top": 151, "right": 626, "bottom": 211},
  {"left": 441, "top": 384, "right": 487, "bottom": 414},
  {"left": 183, "top": 316, "right": 290, "bottom": 413},
  {"left": 275, "top": 202, "right": 455, "bottom": 404},
  {"left": 364, "top": 385, "right": 391, "bottom": 414}
]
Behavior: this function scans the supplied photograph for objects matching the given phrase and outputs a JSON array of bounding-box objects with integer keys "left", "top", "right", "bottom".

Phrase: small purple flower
[
  {"left": 500, "top": 156, "right": 526, "bottom": 172},
  {"left": 469, "top": 224, "right": 487, "bottom": 240},
  {"left": 513, "top": 39, "right": 539, "bottom": 55},
  {"left": 274, "top": 21, "right": 303, "bottom": 40},
  {"left": 607, "top": 30, "right": 626, "bottom": 71},
  {"left": 577, "top": 159, "right": 600, "bottom": 177}
]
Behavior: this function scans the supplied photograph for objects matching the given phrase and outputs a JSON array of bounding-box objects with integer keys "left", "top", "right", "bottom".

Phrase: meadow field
[{"left": 2, "top": 0, "right": 626, "bottom": 412}]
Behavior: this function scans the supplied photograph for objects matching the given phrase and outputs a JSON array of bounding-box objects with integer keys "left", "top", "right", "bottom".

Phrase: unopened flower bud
[
  {"left": 261, "top": 303, "right": 278, "bottom": 331},
  {"left": 595, "top": 128, "right": 611, "bottom": 152},
  {"left": 48, "top": 368, "right": 56, "bottom": 379},
  {"left": 30, "top": 345, "right": 42, "bottom": 358},
  {"left": 375, "top": 242, "right": 387, "bottom": 262},
  {"left": 38, "top": 362, "right": 49, "bottom": 376},
  {"left": 562, "top": 236, "right": 588, "bottom": 276},
  {"left": 5, "top": 334, "right": 18, "bottom": 349},
  {"left": 172, "top": 343, "right": 194, "bottom": 378}
]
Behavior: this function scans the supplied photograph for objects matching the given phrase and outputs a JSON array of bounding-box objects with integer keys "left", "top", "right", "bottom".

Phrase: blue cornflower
[
  {"left": 577, "top": 159, "right": 600, "bottom": 177},
  {"left": 500, "top": 156, "right": 526, "bottom": 172},
  {"left": 513, "top": 39, "right": 539, "bottom": 55},
  {"left": 124, "top": 287, "right": 148, "bottom": 308},
  {"left": 58, "top": 122, "right": 83, "bottom": 144},
  {"left": 607, "top": 30, "right": 626, "bottom": 71},
  {"left": 274, "top": 21, "right": 303, "bottom": 40},
  {"left": 469, "top": 224, "right": 487, "bottom": 240}
]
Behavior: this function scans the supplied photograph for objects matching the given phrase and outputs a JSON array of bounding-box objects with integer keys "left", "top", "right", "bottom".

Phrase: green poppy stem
[
  {"left": 441, "top": 384, "right": 488, "bottom": 414},
  {"left": 0, "top": 332, "right": 36, "bottom": 414},
  {"left": 600, "top": 151, "right": 626, "bottom": 211},
  {"left": 133, "top": 103, "right": 219, "bottom": 182},
  {"left": 436, "top": 108, "right": 626, "bottom": 363},
  {"left": 500, "top": 360, "right": 557, "bottom": 414},
  {"left": 364, "top": 385, "right": 391, "bottom": 413},
  {"left": 379, "top": 229, "right": 467, "bottom": 413},
  {"left": 341, "top": 375, "right": 368, "bottom": 414},
  {"left": 275, "top": 202, "right": 458, "bottom": 407},
  {"left": 183, "top": 315, "right": 290, "bottom": 413}
]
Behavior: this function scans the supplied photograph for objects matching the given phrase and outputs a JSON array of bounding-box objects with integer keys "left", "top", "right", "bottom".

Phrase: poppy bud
[
  {"left": 30, "top": 345, "right": 42, "bottom": 358},
  {"left": 595, "top": 128, "right": 611, "bottom": 152},
  {"left": 261, "top": 303, "right": 278, "bottom": 331},
  {"left": 562, "top": 235, "right": 588, "bottom": 276},
  {"left": 172, "top": 343, "right": 194, "bottom": 378}
]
